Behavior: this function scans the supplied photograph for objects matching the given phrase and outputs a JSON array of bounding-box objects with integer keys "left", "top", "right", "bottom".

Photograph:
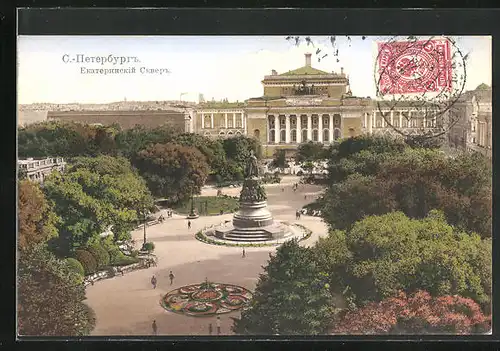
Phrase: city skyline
[{"left": 17, "top": 35, "right": 491, "bottom": 105}]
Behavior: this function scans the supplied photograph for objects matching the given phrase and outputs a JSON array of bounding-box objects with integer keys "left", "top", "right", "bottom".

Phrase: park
[{"left": 85, "top": 176, "right": 326, "bottom": 335}]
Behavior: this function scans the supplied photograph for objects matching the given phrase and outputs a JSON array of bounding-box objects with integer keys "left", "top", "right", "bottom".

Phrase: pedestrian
[
  {"left": 242, "top": 248, "right": 246, "bottom": 258},
  {"left": 151, "top": 275, "right": 157, "bottom": 289},
  {"left": 282, "top": 187, "right": 285, "bottom": 192},
  {"left": 152, "top": 320, "right": 158, "bottom": 335},
  {"left": 188, "top": 220, "right": 191, "bottom": 229},
  {"left": 169, "top": 270, "right": 175, "bottom": 285},
  {"left": 304, "top": 195, "right": 307, "bottom": 200},
  {"left": 216, "top": 316, "right": 221, "bottom": 335},
  {"left": 220, "top": 209, "right": 223, "bottom": 215},
  {"left": 209, "top": 323, "right": 213, "bottom": 335}
]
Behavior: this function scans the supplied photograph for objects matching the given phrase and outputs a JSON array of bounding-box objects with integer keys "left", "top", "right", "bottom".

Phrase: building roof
[{"left": 279, "top": 65, "right": 330, "bottom": 76}]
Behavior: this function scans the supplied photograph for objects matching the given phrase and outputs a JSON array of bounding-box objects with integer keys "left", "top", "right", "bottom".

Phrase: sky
[{"left": 17, "top": 35, "right": 492, "bottom": 105}]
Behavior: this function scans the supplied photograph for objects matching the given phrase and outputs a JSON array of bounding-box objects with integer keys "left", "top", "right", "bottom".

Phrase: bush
[
  {"left": 65, "top": 257, "right": 85, "bottom": 277},
  {"left": 75, "top": 250, "right": 98, "bottom": 275},
  {"left": 86, "top": 244, "right": 110, "bottom": 269},
  {"left": 142, "top": 242, "right": 155, "bottom": 252},
  {"left": 112, "top": 255, "right": 140, "bottom": 266}
]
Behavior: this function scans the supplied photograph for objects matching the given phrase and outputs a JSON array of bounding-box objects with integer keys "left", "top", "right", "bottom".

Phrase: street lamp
[{"left": 143, "top": 207, "right": 147, "bottom": 246}]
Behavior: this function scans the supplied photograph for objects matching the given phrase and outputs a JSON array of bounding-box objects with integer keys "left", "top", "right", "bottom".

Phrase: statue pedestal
[{"left": 213, "top": 177, "right": 291, "bottom": 242}]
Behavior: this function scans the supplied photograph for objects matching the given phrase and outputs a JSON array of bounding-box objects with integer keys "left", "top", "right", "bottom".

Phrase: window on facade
[
  {"left": 204, "top": 117, "right": 211, "bottom": 128},
  {"left": 301, "top": 118, "right": 308, "bottom": 128},
  {"left": 291, "top": 130, "right": 297, "bottom": 142},
  {"left": 220, "top": 119, "right": 225, "bottom": 128},
  {"left": 376, "top": 120, "right": 382, "bottom": 128},
  {"left": 312, "top": 117, "right": 318, "bottom": 125},
  {"left": 323, "top": 130, "right": 329, "bottom": 142},
  {"left": 280, "top": 117, "right": 286, "bottom": 126},
  {"left": 236, "top": 119, "right": 241, "bottom": 128},
  {"left": 323, "top": 118, "right": 329, "bottom": 126},
  {"left": 334, "top": 117, "right": 340, "bottom": 126},
  {"left": 280, "top": 130, "right": 286, "bottom": 142},
  {"left": 269, "top": 130, "right": 275, "bottom": 143},
  {"left": 253, "top": 129, "right": 260, "bottom": 139},
  {"left": 312, "top": 130, "right": 318, "bottom": 141},
  {"left": 291, "top": 118, "right": 296, "bottom": 125},
  {"left": 393, "top": 120, "right": 399, "bottom": 127},
  {"left": 228, "top": 120, "right": 233, "bottom": 128},
  {"left": 334, "top": 129, "right": 341, "bottom": 140},
  {"left": 302, "top": 130, "right": 308, "bottom": 142},
  {"left": 402, "top": 120, "right": 407, "bottom": 127}
]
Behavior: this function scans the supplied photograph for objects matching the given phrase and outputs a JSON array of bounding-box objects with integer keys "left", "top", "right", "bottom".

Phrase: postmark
[{"left": 373, "top": 36, "right": 467, "bottom": 140}]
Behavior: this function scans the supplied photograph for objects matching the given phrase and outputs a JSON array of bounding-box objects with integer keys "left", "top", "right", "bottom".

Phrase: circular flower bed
[{"left": 161, "top": 282, "right": 253, "bottom": 317}]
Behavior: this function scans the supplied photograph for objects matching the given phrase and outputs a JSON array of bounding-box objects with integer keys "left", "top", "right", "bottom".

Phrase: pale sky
[{"left": 17, "top": 35, "right": 492, "bottom": 105}]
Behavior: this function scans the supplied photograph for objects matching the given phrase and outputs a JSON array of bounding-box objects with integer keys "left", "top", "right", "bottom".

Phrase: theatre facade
[{"left": 191, "top": 53, "right": 449, "bottom": 158}]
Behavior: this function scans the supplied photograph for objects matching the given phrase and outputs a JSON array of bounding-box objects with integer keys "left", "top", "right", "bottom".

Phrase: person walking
[
  {"left": 242, "top": 248, "right": 246, "bottom": 258},
  {"left": 152, "top": 320, "right": 158, "bottom": 335},
  {"left": 169, "top": 270, "right": 175, "bottom": 285},
  {"left": 209, "top": 323, "right": 213, "bottom": 335},
  {"left": 151, "top": 275, "right": 157, "bottom": 289},
  {"left": 216, "top": 316, "right": 221, "bottom": 335},
  {"left": 188, "top": 220, "right": 191, "bottom": 229}
]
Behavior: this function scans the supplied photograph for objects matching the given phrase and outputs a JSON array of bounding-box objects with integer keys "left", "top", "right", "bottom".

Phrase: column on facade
[
  {"left": 240, "top": 113, "right": 244, "bottom": 130},
  {"left": 318, "top": 114, "right": 323, "bottom": 142},
  {"left": 296, "top": 116, "right": 302, "bottom": 143},
  {"left": 224, "top": 113, "right": 228, "bottom": 128},
  {"left": 367, "top": 112, "right": 373, "bottom": 134},
  {"left": 274, "top": 115, "right": 278, "bottom": 143},
  {"left": 399, "top": 111, "right": 403, "bottom": 128},
  {"left": 329, "top": 114, "right": 334, "bottom": 142},
  {"left": 390, "top": 110, "right": 394, "bottom": 126},
  {"left": 233, "top": 113, "right": 236, "bottom": 129},
  {"left": 285, "top": 115, "right": 291, "bottom": 143},
  {"left": 307, "top": 114, "right": 312, "bottom": 141},
  {"left": 201, "top": 113, "right": 204, "bottom": 129},
  {"left": 210, "top": 113, "right": 214, "bottom": 129}
]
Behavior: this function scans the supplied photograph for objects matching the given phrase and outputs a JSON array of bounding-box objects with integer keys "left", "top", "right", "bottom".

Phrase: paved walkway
[{"left": 85, "top": 178, "right": 327, "bottom": 336}]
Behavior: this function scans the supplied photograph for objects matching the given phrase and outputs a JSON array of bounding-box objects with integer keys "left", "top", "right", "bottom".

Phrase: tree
[
  {"left": 271, "top": 149, "right": 288, "bottom": 171},
  {"left": 134, "top": 143, "right": 209, "bottom": 202},
  {"left": 313, "top": 211, "right": 491, "bottom": 310},
  {"left": 18, "top": 180, "right": 59, "bottom": 252},
  {"left": 333, "top": 290, "right": 490, "bottom": 335},
  {"left": 296, "top": 141, "right": 328, "bottom": 163},
  {"left": 18, "top": 245, "right": 96, "bottom": 336},
  {"left": 43, "top": 155, "right": 154, "bottom": 254},
  {"left": 115, "top": 124, "right": 177, "bottom": 159},
  {"left": 232, "top": 239, "right": 335, "bottom": 335}
]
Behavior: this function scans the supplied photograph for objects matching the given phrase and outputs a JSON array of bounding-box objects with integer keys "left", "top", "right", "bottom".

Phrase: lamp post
[
  {"left": 143, "top": 207, "right": 147, "bottom": 245},
  {"left": 190, "top": 192, "right": 195, "bottom": 217}
]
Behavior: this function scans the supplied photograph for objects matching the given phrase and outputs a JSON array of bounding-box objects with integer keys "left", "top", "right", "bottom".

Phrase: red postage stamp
[{"left": 376, "top": 38, "right": 452, "bottom": 95}]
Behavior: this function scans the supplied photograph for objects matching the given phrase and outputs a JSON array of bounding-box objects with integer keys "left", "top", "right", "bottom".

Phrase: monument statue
[{"left": 245, "top": 150, "right": 259, "bottom": 178}]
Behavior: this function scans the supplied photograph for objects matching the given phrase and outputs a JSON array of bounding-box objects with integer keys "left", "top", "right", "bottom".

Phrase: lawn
[{"left": 172, "top": 196, "right": 240, "bottom": 216}]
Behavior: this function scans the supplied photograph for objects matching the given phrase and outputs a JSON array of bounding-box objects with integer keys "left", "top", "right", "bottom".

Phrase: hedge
[
  {"left": 86, "top": 244, "right": 110, "bottom": 269},
  {"left": 75, "top": 249, "right": 98, "bottom": 275},
  {"left": 65, "top": 257, "right": 85, "bottom": 276}
]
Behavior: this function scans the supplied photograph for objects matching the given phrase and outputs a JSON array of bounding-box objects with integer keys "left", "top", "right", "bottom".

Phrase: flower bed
[{"left": 160, "top": 282, "right": 253, "bottom": 317}]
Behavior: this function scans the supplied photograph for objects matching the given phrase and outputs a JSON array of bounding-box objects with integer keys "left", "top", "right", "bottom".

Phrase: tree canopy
[
  {"left": 43, "top": 155, "right": 154, "bottom": 254},
  {"left": 232, "top": 239, "right": 335, "bottom": 335},
  {"left": 134, "top": 142, "right": 210, "bottom": 202},
  {"left": 18, "top": 245, "right": 96, "bottom": 336},
  {"left": 312, "top": 211, "right": 491, "bottom": 311},
  {"left": 18, "top": 180, "right": 59, "bottom": 252}
]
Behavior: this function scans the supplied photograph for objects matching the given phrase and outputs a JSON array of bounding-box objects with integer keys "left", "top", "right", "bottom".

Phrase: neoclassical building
[{"left": 193, "top": 54, "right": 372, "bottom": 157}]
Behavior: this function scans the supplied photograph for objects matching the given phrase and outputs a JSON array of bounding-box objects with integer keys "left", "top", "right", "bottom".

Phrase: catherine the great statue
[{"left": 245, "top": 150, "right": 259, "bottom": 178}]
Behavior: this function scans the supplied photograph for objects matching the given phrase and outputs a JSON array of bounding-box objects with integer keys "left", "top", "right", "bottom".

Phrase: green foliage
[
  {"left": 271, "top": 149, "right": 288, "bottom": 169},
  {"left": 232, "top": 239, "right": 335, "bottom": 335},
  {"left": 313, "top": 211, "right": 491, "bottom": 310},
  {"left": 142, "top": 242, "right": 155, "bottom": 252},
  {"left": 43, "top": 155, "right": 153, "bottom": 254},
  {"left": 296, "top": 141, "right": 328, "bottom": 163},
  {"left": 18, "top": 245, "right": 96, "bottom": 336},
  {"left": 134, "top": 142, "right": 209, "bottom": 202},
  {"left": 64, "top": 257, "right": 85, "bottom": 278},
  {"left": 75, "top": 250, "right": 98, "bottom": 275},
  {"left": 115, "top": 124, "right": 177, "bottom": 159},
  {"left": 86, "top": 244, "right": 110, "bottom": 269}
]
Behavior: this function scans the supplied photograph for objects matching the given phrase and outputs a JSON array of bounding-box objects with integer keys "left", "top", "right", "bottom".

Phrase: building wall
[{"left": 47, "top": 110, "right": 186, "bottom": 131}]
